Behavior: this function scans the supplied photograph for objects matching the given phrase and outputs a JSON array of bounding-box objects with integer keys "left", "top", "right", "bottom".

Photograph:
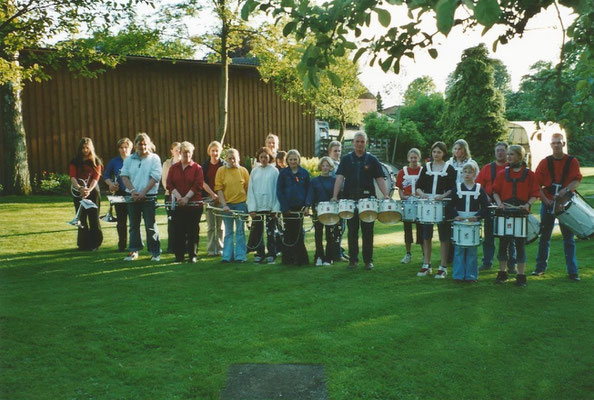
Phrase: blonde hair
[
  {"left": 266, "top": 134, "right": 279, "bottom": 152},
  {"left": 134, "top": 133, "right": 156, "bottom": 152},
  {"left": 286, "top": 149, "right": 301, "bottom": 163},
  {"left": 207, "top": 140, "right": 222, "bottom": 153},
  {"left": 328, "top": 140, "right": 341, "bottom": 152},
  {"left": 226, "top": 148, "right": 239, "bottom": 160},
  {"left": 462, "top": 163, "right": 478, "bottom": 174},
  {"left": 170, "top": 141, "right": 181, "bottom": 151},
  {"left": 318, "top": 156, "right": 334, "bottom": 171},
  {"left": 179, "top": 141, "right": 195, "bottom": 153},
  {"left": 117, "top": 138, "right": 132, "bottom": 148},
  {"left": 453, "top": 139, "right": 471, "bottom": 160},
  {"left": 508, "top": 144, "right": 525, "bottom": 158},
  {"left": 407, "top": 148, "right": 421, "bottom": 159}
]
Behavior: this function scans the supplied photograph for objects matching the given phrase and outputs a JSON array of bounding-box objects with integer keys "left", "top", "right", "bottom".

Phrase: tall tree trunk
[
  {"left": 216, "top": 19, "right": 229, "bottom": 145},
  {"left": 337, "top": 120, "right": 346, "bottom": 142},
  {"left": 1, "top": 53, "right": 32, "bottom": 195}
]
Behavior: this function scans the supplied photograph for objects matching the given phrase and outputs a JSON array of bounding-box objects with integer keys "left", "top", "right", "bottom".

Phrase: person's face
[
  {"left": 118, "top": 143, "right": 131, "bottom": 158},
  {"left": 453, "top": 144, "right": 465, "bottom": 160},
  {"left": 507, "top": 149, "right": 521, "bottom": 164},
  {"left": 462, "top": 168, "right": 475, "bottom": 182},
  {"left": 432, "top": 147, "right": 444, "bottom": 162},
  {"left": 276, "top": 158, "right": 286, "bottom": 168},
  {"left": 408, "top": 153, "right": 419, "bottom": 166},
  {"left": 258, "top": 152, "right": 269, "bottom": 167},
  {"left": 226, "top": 152, "right": 238, "bottom": 167},
  {"left": 180, "top": 148, "right": 193, "bottom": 163},
  {"left": 329, "top": 146, "right": 341, "bottom": 161},
  {"left": 266, "top": 138, "right": 277, "bottom": 151},
  {"left": 320, "top": 161, "right": 332, "bottom": 175},
  {"left": 495, "top": 145, "right": 507, "bottom": 162},
  {"left": 136, "top": 140, "right": 148, "bottom": 156},
  {"left": 209, "top": 146, "right": 220, "bottom": 160},
  {"left": 287, "top": 155, "right": 300, "bottom": 169},
  {"left": 354, "top": 136, "right": 366, "bottom": 152},
  {"left": 171, "top": 146, "right": 180, "bottom": 159},
  {"left": 551, "top": 137, "right": 564, "bottom": 154},
  {"left": 81, "top": 144, "right": 91, "bottom": 157}
]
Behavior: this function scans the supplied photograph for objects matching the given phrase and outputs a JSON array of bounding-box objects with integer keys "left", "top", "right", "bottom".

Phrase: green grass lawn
[{"left": 1, "top": 175, "right": 594, "bottom": 399}]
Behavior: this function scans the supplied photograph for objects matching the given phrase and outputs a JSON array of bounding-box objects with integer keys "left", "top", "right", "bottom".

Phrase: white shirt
[
  {"left": 247, "top": 164, "right": 281, "bottom": 212},
  {"left": 120, "top": 152, "right": 162, "bottom": 195}
]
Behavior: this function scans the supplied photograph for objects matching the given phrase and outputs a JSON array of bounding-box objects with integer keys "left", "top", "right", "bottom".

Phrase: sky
[{"left": 355, "top": 3, "right": 577, "bottom": 106}]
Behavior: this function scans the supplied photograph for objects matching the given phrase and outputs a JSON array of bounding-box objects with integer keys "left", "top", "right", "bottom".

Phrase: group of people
[{"left": 69, "top": 130, "right": 583, "bottom": 285}]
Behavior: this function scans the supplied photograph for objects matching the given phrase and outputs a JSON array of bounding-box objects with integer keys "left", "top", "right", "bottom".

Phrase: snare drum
[
  {"left": 526, "top": 215, "right": 540, "bottom": 244},
  {"left": 317, "top": 201, "right": 340, "bottom": 226},
  {"left": 358, "top": 198, "right": 379, "bottom": 223},
  {"left": 417, "top": 199, "right": 445, "bottom": 224},
  {"left": 402, "top": 198, "right": 418, "bottom": 222},
  {"left": 377, "top": 199, "right": 402, "bottom": 224},
  {"left": 493, "top": 209, "right": 527, "bottom": 238},
  {"left": 451, "top": 221, "right": 482, "bottom": 247},
  {"left": 338, "top": 199, "right": 356, "bottom": 220},
  {"left": 557, "top": 194, "right": 594, "bottom": 239}
]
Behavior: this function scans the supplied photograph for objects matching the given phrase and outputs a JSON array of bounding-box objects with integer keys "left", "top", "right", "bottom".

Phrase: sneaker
[
  {"left": 401, "top": 253, "right": 412, "bottom": 264},
  {"left": 266, "top": 256, "right": 276, "bottom": 265},
  {"left": 495, "top": 270, "right": 508, "bottom": 284},
  {"left": 151, "top": 255, "right": 160, "bottom": 262},
  {"left": 434, "top": 266, "right": 447, "bottom": 279},
  {"left": 254, "top": 256, "right": 263, "bottom": 263},
  {"left": 417, "top": 264, "right": 432, "bottom": 276},
  {"left": 531, "top": 270, "right": 545, "bottom": 276},
  {"left": 508, "top": 264, "right": 518, "bottom": 274},
  {"left": 516, "top": 274, "right": 527, "bottom": 287},
  {"left": 479, "top": 264, "right": 492, "bottom": 271},
  {"left": 316, "top": 257, "right": 323, "bottom": 266},
  {"left": 189, "top": 257, "right": 198, "bottom": 264},
  {"left": 323, "top": 261, "right": 332, "bottom": 266},
  {"left": 124, "top": 251, "right": 138, "bottom": 261},
  {"left": 365, "top": 262, "right": 374, "bottom": 270},
  {"left": 568, "top": 274, "right": 581, "bottom": 281},
  {"left": 339, "top": 256, "right": 349, "bottom": 262}
]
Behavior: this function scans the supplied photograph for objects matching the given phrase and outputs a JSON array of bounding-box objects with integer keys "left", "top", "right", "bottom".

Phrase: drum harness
[
  {"left": 402, "top": 166, "right": 420, "bottom": 195},
  {"left": 546, "top": 155, "right": 575, "bottom": 215},
  {"left": 425, "top": 161, "right": 450, "bottom": 197},
  {"left": 456, "top": 182, "right": 481, "bottom": 218},
  {"left": 504, "top": 164, "right": 529, "bottom": 207}
]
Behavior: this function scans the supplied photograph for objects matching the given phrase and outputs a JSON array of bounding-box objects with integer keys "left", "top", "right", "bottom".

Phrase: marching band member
[
  {"left": 449, "top": 139, "right": 479, "bottom": 184},
  {"left": 120, "top": 133, "right": 162, "bottom": 261},
  {"left": 306, "top": 156, "right": 339, "bottom": 266},
  {"left": 215, "top": 148, "right": 250, "bottom": 263},
  {"left": 247, "top": 147, "right": 280, "bottom": 264},
  {"left": 166, "top": 141, "right": 204, "bottom": 263},
  {"left": 492, "top": 145, "right": 539, "bottom": 286},
  {"left": 277, "top": 149, "right": 310, "bottom": 266},
  {"left": 331, "top": 132, "right": 388, "bottom": 270},
  {"left": 201, "top": 141, "right": 225, "bottom": 256},
  {"left": 532, "top": 133, "right": 582, "bottom": 281},
  {"left": 162, "top": 142, "right": 181, "bottom": 253},
  {"left": 415, "top": 141, "right": 456, "bottom": 278},
  {"left": 69, "top": 137, "right": 103, "bottom": 251},
  {"left": 451, "top": 163, "right": 490, "bottom": 282},
  {"left": 476, "top": 142, "right": 517, "bottom": 273},
  {"left": 104, "top": 138, "right": 132, "bottom": 251},
  {"left": 396, "top": 148, "right": 423, "bottom": 265},
  {"left": 328, "top": 140, "right": 347, "bottom": 262}
]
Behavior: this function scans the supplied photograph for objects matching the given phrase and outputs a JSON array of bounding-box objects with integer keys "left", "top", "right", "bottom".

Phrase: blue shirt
[
  {"left": 277, "top": 166, "right": 310, "bottom": 212},
  {"left": 306, "top": 175, "right": 336, "bottom": 207},
  {"left": 104, "top": 156, "right": 125, "bottom": 189},
  {"left": 336, "top": 151, "right": 383, "bottom": 200}
]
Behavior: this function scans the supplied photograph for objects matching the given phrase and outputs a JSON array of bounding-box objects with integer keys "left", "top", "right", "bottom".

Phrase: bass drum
[
  {"left": 374, "top": 163, "right": 396, "bottom": 199},
  {"left": 526, "top": 214, "right": 540, "bottom": 244}
]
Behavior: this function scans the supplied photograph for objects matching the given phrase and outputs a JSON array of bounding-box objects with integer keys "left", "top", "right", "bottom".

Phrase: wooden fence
[{"left": 0, "top": 56, "right": 315, "bottom": 181}]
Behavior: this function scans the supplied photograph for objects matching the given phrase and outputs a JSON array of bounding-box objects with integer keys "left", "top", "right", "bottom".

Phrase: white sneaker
[
  {"left": 435, "top": 266, "right": 447, "bottom": 279},
  {"left": 124, "top": 251, "right": 138, "bottom": 261},
  {"left": 151, "top": 255, "right": 160, "bottom": 262},
  {"left": 401, "top": 253, "right": 412, "bottom": 264},
  {"left": 323, "top": 261, "right": 332, "bottom": 266},
  {"left": 254, "top": 256, "right": 263, "bottom": 263},
  {"left": 315, "top": 257, "right": 323, "bottom": 266},
  {"left": 266, "top": 256, "right": 275, "bottom": 264},
  {"left": 417, "top": 264, "right": 432, "bottom": 276}
]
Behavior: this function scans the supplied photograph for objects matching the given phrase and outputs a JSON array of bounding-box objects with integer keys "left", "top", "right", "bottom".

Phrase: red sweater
[
  {"left": 395, "top": 166, "right": 422, "bottom": 196},
  {"left": 493, "top": 166, "right": 540, "bottom": 204},
  {"left": 535, "top": 154, "right": 582, "bottom": 200},
  {"left": 476, "top": 161, "right": 508, "bottom": 198},
  {"left": 166, "top": 161, "right": 204, "bottom": 202}
]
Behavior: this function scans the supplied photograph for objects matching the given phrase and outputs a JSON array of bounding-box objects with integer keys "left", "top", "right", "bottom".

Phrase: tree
[
  {"left": 376, "top": 91, "right": 384, "bottom": 112},
  {"left": 364, "top": 112, "right": 427, "bottom": 163},
  {"left": 439, "top": 44, "right": 507, "bottom": 165},
  {"left": 251, "top": 22, "right": 366, "bottom": 141},
  {"left": 403, "top": 76, "right": 437, "bottom": 106},
  {"left": 1, "top": 0, "right": 147, "bottom": 194},
  {"left": 400, "top": 92, "right": 445, "bottom": 157}
]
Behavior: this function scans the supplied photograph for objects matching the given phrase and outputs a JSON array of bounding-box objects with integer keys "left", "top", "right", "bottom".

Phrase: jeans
[
  {"left": 347, "top": 209, "right": 374, "bottom": 264},
  {"left": 452, "top": 245, "right": 478, "bottom": 281},
  {"left": 127, "top": 199, "right": 161, "bottom": 256},
  {"left": 114, "top": 201, "right": 128, "bottom": 251},
  {"left": 205, "top": 206, "right": 224, "bottom": 256},
  {"left": 482, "top": 215, "right": 517, "bottom": 266},
  {"left": 222, "top": 202, "right": 248, "bottom": 262},
  {"left": 535, "top": 203, "right": 578, "bottom": 275}
]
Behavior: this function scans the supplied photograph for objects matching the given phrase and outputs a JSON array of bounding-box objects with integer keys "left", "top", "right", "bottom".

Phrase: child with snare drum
[{"left": 451, "top": 163, "right": 490, "bottom": 282}]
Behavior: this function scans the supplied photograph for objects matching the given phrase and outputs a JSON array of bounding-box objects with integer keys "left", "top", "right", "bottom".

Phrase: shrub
[
  {"left": 300, "top": 156, "right": 321, "bottom": 178},
  {"left": 34, "top": 172, "right": 71, "bottom": 195}
]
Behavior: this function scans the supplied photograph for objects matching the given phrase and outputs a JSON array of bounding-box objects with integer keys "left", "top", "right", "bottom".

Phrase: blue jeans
[
  {"left": 127, "top": 200, "right": 161, "bottom": 257},
  {"left": 535, "top": 203, "right": 578, "bottom": 275},
  {"left": 482, "top": 215, "right": 517, "bottom": 266},
  {"left": 222, "top": 203, "right": 248, "bottom": 262},
  {"left": 453, "top": 245, "right": 478, "bottom": 281}
]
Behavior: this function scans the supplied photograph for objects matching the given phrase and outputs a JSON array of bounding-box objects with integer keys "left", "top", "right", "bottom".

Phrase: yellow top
[{"left": 214, "top": 165, "right": 250, "bottom": 204}]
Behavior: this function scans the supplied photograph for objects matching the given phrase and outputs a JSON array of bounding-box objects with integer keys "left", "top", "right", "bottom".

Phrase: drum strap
[
  {"left": 505, "top": 166, "right": 529, "bottom": 202},
  {"left": 425, "top": 162, "right": 448, "bottom": 195},
  {"left": 403, "top": 166, "right": 420, "bottom": 194},
  {"left": 490, "top": 162, "right": 497, "bottom": 183},
  {"left": 546, "top": 155, "right": 574, "bottom": 194},
  {"left": 457, "top": 182, "right": 482, "bottom": 213}
]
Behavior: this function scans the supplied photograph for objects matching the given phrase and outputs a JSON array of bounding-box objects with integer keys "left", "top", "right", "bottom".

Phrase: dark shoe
[
  {"left": 495, "top": 271, "right": 508, "bottom": 284},
  {"left": 568, "top": 274, "right": 581, "bottom": 281},
  {"left": 508, "top": 264, "right": 518, "bottom": 274},
  {"left": 531, "top": 270, "right": 545, "bottom": 276},
  {"left": 365, "top": 262, "right": 374, "bottom": 270},
  {"left": 516, "top": 274, "right": 527, "bottom": 287},
  {"left": 189, "top": 257, "right": 198, "bottom": 263},
  {"left": 175, "top": 257, "right": 184, "bottom": 263},
  {"left": 348, "top": 261, "right": 358, "bottom": 269},
  {"left": 479, "top": 264, "right": 492, "bottom": 271},
  {"left": 339, "top": 256, "right": 350, "bottom": 262}
]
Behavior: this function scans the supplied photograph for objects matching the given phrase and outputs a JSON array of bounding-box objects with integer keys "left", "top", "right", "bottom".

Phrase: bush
[
  {"left": 33, "top": 172, "right": 71, "bottom": 195},
  {"left": 301, "top": 157, "right": 321, "bottom": 178}
]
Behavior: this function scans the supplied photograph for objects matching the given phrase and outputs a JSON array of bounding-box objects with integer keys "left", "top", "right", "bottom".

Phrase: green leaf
[
  {"left": 326, "top": 70, "right": 342, "bottom": 87},
  {"left": 435, "top": 0, "right": 457, "bottom": 35},
  {"left": 380, "top": 56, "right": 394, "bottom": 72},
  {"left": 386, "top": 0, "right": 403, "bottom": 4},
  {"left": 240, "top": 0, "right": 257, "bottom": 21},
  {"left": 283, "top": 20, "right": 298, "bottom": 36},
  {"left": 353, "top": 47, "right": 367, "bottom": 63},
  {"left": 343, "top": 41, "right": 357, "bottom": 50},
  {"left": 474, "top": 0, "right": 501, "bottom": 28},
  {"left": 428, "top": 48, "right": 438, "bottom": 59},
  {"left": 280, "top": 0, "right": 295, "bottom": 7},
  {"left": 333, "top": 44, "right": 345, "bottom": 57},
  {"left": 374, "top": 7, "right": 391, "bottom": 28}
]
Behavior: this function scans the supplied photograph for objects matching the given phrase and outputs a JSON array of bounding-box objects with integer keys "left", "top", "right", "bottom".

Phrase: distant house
[{"left": 358, "top": 91, "right": 377, "bottom": 114}]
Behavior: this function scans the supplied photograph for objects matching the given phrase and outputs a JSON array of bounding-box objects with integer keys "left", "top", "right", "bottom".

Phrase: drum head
[
  {"left": 359, "top": 211, "right": 378, "bottom": 223},
  {"left": 318, "top": 213, "right": 340, "bottom": 226},
  {"left": 377, "top": 211, "right": 402, "bottom": 224}
]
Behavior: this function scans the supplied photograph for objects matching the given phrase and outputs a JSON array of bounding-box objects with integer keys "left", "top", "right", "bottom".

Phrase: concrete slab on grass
[{"left": 221, "top": 363, "right": 327, "bottom": 400}]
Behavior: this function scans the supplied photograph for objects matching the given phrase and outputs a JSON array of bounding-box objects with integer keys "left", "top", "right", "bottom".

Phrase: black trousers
[
  {"left": 172, "top": 206, "right": 203, "bottom": 260},
  {"left": 114, "top": 190, "right": 128, "bottom": 251},
  {"left": 347, "top": 209, "right": 374, "bottom": 264},
  {"left": 313, "top": 219, "right": 340, "bottom": 263},
  {"left": 249, "top": 212, "right": 277, "bottom": 258},
  {"left": 73, "top": 188, "right": 103, "bottom": 250},
  {"left": 281, "top": 207, "right": 309, "bottom": 265}
]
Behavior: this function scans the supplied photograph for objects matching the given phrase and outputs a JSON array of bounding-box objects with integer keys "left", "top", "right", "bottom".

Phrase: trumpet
[
  {"left": 71, "top": 178, "right": 89, "bottom": 199},
  {"left": 100, "top": 202, "right": 118, "bottom": 223},
  {"left": 68, "top": 199, "right": 98, "bottom": 226}
]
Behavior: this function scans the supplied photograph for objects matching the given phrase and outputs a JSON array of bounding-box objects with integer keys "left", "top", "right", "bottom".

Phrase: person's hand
[
  {"left": 330, "top": 197, "right": 338, "bottom": 202},
  {"left": 454, "top": 216, "right": 463, "bottom": 221},
  {"left": 108, "top": 182, "right": 119, "bottom": 193},
  {"left": 250, "top": 212, "right": 256, "bottom": 218},
  {"left": 497, "top": 202, "right": 504, "bottom": 209},
  {"left": 468, "top": 216, "right": 478, "bottom": 222},
  {"left": 521, "top": 203, "right": 530, "bottom": 212},
  {"left": 81, "top": 187, "right": 90, "bottom": 198},
  {"left": 223, "top": 205, "right": 230, "bottom": 212},
  {"left": 304, "top": 208, "right": 310, "bottom": 216},
  {"left": 179, "top": 197, "right": 189, "bottom": 206}
]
